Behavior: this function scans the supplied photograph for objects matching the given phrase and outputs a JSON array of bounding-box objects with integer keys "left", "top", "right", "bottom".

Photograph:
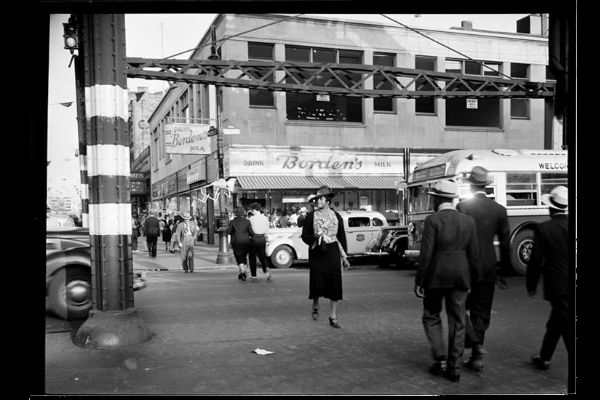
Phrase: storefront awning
[{"left": 235, "top": 175, "right": 404, "bottom": 190}]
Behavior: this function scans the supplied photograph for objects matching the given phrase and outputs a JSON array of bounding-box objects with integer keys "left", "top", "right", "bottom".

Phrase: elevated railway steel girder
[{"left": 125, "top": 58, "right": 554, "bottom": 99}]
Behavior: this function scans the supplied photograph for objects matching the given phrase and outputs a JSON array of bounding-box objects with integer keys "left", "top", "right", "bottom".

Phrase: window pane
[
  {"left": 416, "top": 56, "right": 435, "bottom": 71},
  {"left": 483, "top": 62, "right": 501, "bottom": 76},
  {"left": 313, "top": 48, "right": 336, "bottom": 63},
  {"left": 374, "top": 53, "right": 394, "bottom": 67},
  {"left": 541, "top": 173, "right": 568, "bottom": 196},
  {"left": 250, "top": 90, "right": 274, "bottom": 107},
  {"left": 339, "top": 50, "right": 362, "bottom": 64},
  {"left": 416, "top": 97, "right": 435, "bottom": 113},
  {"left": 510, "top": 99, "right": 529, "bottom": 118},
  {"left": 248, "top": 42, "right": 273, "bottom": 60},
  {"left": 446, "top": 98, "right": 500, "bottom": 127},
  {"left": 546, "top": 65, "right": 556, "bottom": 81},
  {"left": 464, "top": 60, "right": 482, "bottom": 75},
  {"left": 506, "top": 172, "right": 538, "bottom": 206},
  {"left": 348, "top": 217, "right": 370, "bottom": 227},
  {"left": 374, "top": 53, "right": 395, "bottom": 112},
  {"left": 285, "top": 46, "right": 310, "bottom": 62},
  {"left": 445, "top": 60, "right": 462, "bottom": 74},
  {"left": 511, "top": 63, "right": 529, "bottom": 78}
]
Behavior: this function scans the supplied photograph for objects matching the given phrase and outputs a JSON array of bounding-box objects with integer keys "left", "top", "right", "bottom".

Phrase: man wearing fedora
[
  {"left": 526, "top": 185, "right": 570, "bottom": 371},
  {"left": 456, "top": 166, "right": 511, "bottom": 372},
  {"left": 415, "top": 179, "right": 479, "bottom": 382},
  {"left": 174, "top": 212, "right": 200, "bottom": 273}
]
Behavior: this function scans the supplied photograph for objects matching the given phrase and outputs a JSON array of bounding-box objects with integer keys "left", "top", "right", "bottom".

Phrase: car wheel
[
  {"left": 511, "top": 229, "right": 535, "bottom": 276},
  {"left": 48, "top": 266, "right": 92, "bottom": 320},
  {"left": 270, "top": 245, "right": 294, "bottom": 268}
]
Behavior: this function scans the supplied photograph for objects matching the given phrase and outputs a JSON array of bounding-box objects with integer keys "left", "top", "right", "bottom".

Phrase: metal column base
[
  {"left": 74, "top": 309, "right": 153, "bottom": 349},
  {"left": 215, "top": 231, "right": 236, "bottom": 264}
]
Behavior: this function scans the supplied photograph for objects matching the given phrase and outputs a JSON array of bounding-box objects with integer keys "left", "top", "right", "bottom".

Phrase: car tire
[
  {"left": 511, "top": 228, "right": 535, "bottom": 276},
  {"left": 270, "top": 245, "right": 294, "bottom": 268},
  {"left": 48, "top": 266, "right": 92, "bottom": 320}
]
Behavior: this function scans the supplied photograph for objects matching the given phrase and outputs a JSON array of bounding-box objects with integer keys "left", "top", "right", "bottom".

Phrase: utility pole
[
  {"left": 73, "top": 14, "right": 151, "bottom": 349},
  {"left": 208, "top": 26, "right": 235, "bottom": 264}
]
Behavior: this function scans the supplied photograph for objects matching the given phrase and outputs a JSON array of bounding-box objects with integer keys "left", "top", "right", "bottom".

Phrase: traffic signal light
[{"left": 63, "top": 16, "right": 78, "bottom": 53}]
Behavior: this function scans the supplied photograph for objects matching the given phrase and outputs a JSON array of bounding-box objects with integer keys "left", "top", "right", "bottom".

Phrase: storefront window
[{"left": 179, "top": 195, "right": 190, "bottom": 214}]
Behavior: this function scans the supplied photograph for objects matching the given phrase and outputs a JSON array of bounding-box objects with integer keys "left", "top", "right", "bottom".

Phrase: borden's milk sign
[{"left": 164, "top": 123, "right": 211, "bottom": 154}]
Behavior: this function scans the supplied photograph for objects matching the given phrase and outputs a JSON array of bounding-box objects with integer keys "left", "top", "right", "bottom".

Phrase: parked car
[
  {"left": 46, "top": 227, "right": 146, "bottom": 320},
  {"left": 364, "top": 225, "right": 413, "bottom": 268},
  {"left": 265, "top": 210, "right": 388, "bottom": 268}
]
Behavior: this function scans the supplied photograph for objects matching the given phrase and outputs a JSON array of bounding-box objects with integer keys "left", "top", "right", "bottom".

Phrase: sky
[{"left": 47, "top": 13, "right": 530, "bottom": 188}]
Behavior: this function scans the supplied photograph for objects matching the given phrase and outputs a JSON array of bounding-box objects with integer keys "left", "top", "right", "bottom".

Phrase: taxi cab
[{"left": 265, "top": 210, "right": 388, "bottom": 268}]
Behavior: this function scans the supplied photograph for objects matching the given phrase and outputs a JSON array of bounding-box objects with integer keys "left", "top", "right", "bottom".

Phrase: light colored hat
[
  {"left": 467, "top": 166, "right": 493, "bottom": 185},
  {"left": 541, "top": 185, "right": 568, "bottom": 211},
  {"left": 182, "top": 212, "right": 192, "bottom": 220},
  {"left": 307, "top": 186, "right": 336, "bottom": 202},
  {"left": 299, "top": 207, "right": 308, "bottom": 213},
  {"left": 428, "top": 180, "right": 459, "bottom": 198}
]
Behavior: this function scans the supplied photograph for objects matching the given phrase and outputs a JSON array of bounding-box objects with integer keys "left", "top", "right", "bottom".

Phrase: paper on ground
[{"left": 252, "top": 348, "right": 274, "bottom": 355}]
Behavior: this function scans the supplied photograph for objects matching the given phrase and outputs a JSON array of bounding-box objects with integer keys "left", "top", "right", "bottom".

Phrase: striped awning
[{"left": 235, "top": 175, "right": 404, "bottom": 190}]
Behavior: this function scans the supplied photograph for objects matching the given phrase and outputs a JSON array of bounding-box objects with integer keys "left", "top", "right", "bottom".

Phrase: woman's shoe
[
  {"left": 240, "top": 272, "right": 247, "bottom": 281},
  {"left": 311, "top": 308, "right": 319, "bottom": 320},
  {"left": 443, "top": 370, "right": 460, "bottom": 382},
  {"left": 328, "top": 317, "right": 341, "bottom": 328},
  {"left": 237, "top": 273, "right": 242, "bottom": 280}
]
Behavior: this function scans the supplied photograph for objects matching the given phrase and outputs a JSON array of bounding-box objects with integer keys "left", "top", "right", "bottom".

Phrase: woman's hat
[
  {"left": 182, "top": 212, "right": 192, "bottom": 220},
  {"left": 299, "top": 207, "right": 308, "bottom": 213},
  {"left": 428, "top": 180, "right": 459, "bottom": 198},
  {"left": 467, "top": 166, "right": 492, "bottom": 185},
  {"left": 307, "top": 186, "right": 336, "bottom": 202},
  {"left": 541, "top": 185, "right": 568, "bottom": 211}
]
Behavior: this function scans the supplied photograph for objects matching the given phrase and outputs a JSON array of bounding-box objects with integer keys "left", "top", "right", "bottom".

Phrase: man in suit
[
  {"left": 415, "top": 180, "right": 479, "bottom": 383},
  {"left": 143, "top": 210, "right": 161, "bottom": 259},
  {"left": 456, "top": 166, "right": 511, "bottom": 372},
  {"left": 174, "top": 212, "right": 199, "bottom": 273},
  {"left": 526, "top": 185, "right": 570, "bottom": 370}
]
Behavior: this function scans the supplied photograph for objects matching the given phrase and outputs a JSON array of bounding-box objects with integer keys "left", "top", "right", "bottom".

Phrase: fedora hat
[
  {"left": 307, "top": 186, "right": 336, "bottom": 202},
  {"left": 182, "top": 212, "right": 192, "bottom": 220},
  {"left": 467, "top": 166, "right": 492, "bottom": 185},
  {"left": 541, "top": 185, "right": 568, "bottom": 211},
  {"left": 428, "top": 180, "right": 459, "bottom": 198}
]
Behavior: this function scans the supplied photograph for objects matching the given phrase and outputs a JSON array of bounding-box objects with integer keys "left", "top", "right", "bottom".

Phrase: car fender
[
  {"left": 45, "top": 249, "right": 91, "bottom": 290},
  {"left": 266, "top": 237, "right": 296, "bottom": 257}
]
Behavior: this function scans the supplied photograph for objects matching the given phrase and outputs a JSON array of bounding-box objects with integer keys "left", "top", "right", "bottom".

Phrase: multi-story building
[
  {"left": 129, "top": 87, "right": 165, "bottom": 214},
  {"left": 147, "top": 13, "right": 553, "bottom": 237}
]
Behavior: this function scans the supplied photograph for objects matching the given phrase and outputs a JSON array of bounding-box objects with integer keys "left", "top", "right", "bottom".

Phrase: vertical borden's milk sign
[{"left": 164, "top": 123, "right": 211, "bottom": 154}]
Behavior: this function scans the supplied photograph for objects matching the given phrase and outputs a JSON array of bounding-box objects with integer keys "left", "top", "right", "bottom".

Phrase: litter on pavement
[{"left": 252, "top": 348, "right": 274, "bottom": 356}]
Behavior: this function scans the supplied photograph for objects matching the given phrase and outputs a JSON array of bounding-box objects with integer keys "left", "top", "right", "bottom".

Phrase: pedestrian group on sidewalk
[{"left": 129, "top": 166, "right": 571, "bottom": 384}]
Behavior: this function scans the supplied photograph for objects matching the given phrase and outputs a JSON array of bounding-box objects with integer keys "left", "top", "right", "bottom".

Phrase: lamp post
[{"left": 208, "top": 27, "right": 235, "bottom": 265}]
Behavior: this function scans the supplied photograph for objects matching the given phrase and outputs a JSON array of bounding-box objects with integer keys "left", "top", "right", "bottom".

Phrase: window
[
  {"left": 348, "top": 217, "right": 370, "bottom": 227},
  {"left": 510, "top": 63, "right": 529, "bottom": 79},
  {"left": 445, "top": 58, "right": 501, "bottom": 128},
  {"left": 285, "top": 45, "right": 363, "bottom": 122},
  {"left": 415, "top": 56, "right": 436, "bottom": 114},
  {"left": 506, "top": 173, "right": 537, "bottom": 206},
  {"left": 373, "top": 52, "right": 395, "bottom": 112},
  {"left": 372, "top": 218, "right": 384, "bottom": 227},
  {"left": 511, "top": 98, "right": 529, "bottom": 119},
  {"left": 248, "top": 42, "right": 275, "bottom": 107},
  {"left": 483, "top": 62, "right": 501, "bottom": 77},
  {"left": 541, "top": 173, "right": 568, "bottom": 196}
]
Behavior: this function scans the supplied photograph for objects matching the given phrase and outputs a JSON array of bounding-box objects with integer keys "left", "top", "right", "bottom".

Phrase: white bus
[{"left": 404, "top": 148, "right": 568, "bottom": 275}]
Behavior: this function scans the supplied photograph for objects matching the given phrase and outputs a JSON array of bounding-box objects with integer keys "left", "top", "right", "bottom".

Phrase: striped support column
[
  {"left": 74, "top": 29, "right": 89, "bottom": 227},
  {"left": 75, "top": 14, "right": 151, "bottom": 349}
]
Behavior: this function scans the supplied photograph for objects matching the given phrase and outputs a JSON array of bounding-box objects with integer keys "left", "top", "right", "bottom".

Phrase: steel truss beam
[{"left": 125, "top": 58, "right": 554, "bottom": 99}]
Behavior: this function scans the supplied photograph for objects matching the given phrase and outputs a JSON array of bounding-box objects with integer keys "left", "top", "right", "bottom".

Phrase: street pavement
[{"left": 44, "top": 240, "right": 571, "bottom": 395}]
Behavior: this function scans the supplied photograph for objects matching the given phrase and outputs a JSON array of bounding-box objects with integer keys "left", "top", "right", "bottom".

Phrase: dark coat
[
  {"left": 301, "top": 209, "right": 348, "bottom": 301},
  {"left": 416, "top": 208, "right": 479, "bottom": 290},
  {"left": 526, "top": 214, "right": 569, "bottom": 300},
  {"left": 227, "top": 216, "right": 254, "bottom": 247},
  {"left": 143, "top": 216, "right": 161, "bottom": 238},
  {"left": 457, "top": 194, "right": 511, "bottom": 282}
]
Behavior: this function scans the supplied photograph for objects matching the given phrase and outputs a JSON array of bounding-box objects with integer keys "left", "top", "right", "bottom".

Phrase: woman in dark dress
[
  {"left": 227, "top": 207, "right": 254, "bottom": 281},
  {"left": 301, "top": 186, "right": 350, "bottom": 328},
  {"left": 162, "top": 215, "right": 173, "bottom": 251}
]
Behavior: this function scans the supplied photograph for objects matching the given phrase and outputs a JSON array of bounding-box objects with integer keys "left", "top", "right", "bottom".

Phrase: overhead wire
[{"left": 380, "top": 14, "right": 515, "bottom": 80}]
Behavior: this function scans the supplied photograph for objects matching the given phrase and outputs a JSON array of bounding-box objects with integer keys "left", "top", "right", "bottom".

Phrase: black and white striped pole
[{"left": 74, "top": 14, "right": 151, "bottom": 349}]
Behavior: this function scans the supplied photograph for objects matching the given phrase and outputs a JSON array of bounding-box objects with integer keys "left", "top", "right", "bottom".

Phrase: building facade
[{"left": 147, "top": 14, "right": 552, "bottom": 237}]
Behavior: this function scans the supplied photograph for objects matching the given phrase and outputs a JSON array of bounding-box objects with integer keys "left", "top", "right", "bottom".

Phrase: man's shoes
[
  {"left": 184, "top": 270, "right": 189, "bottom": 273},
  {"left": 428, "top": 360, "right": 447, "bottom": 376},
  {"left": 250, "top": 276, "right": 258, "bottom": 282},
  {"left": 443, "top": 369, "right": 461, "bottom": 382},
  {"left": 472, "top": 344, "right": 488, "bottom": 357},
  {"left": 531, "top": 355, "right": 550, "bottom": 370},
  {"left": 465, "top": 358, "right": 484, "bottom": 372}
]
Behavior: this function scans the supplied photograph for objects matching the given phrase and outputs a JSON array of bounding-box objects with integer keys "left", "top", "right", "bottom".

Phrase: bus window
[
  {"left": 409, "top": 185, "right": 435, "bottom": 213},
  {"left": 506, "top": 173, "right": 537, "bottom": 206},
  {"left": 541, "top": 173, "right": 568, "bottom": 196}
]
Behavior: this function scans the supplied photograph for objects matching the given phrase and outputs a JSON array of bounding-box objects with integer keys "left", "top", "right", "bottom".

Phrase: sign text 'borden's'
[{"left": 164, "top": 123, "right": 212, "bottom": 155}]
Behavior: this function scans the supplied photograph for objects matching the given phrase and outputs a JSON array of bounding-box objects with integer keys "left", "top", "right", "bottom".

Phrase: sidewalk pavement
[{"left": 132, "top": 237, "right": 239, "bottom": 272}]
